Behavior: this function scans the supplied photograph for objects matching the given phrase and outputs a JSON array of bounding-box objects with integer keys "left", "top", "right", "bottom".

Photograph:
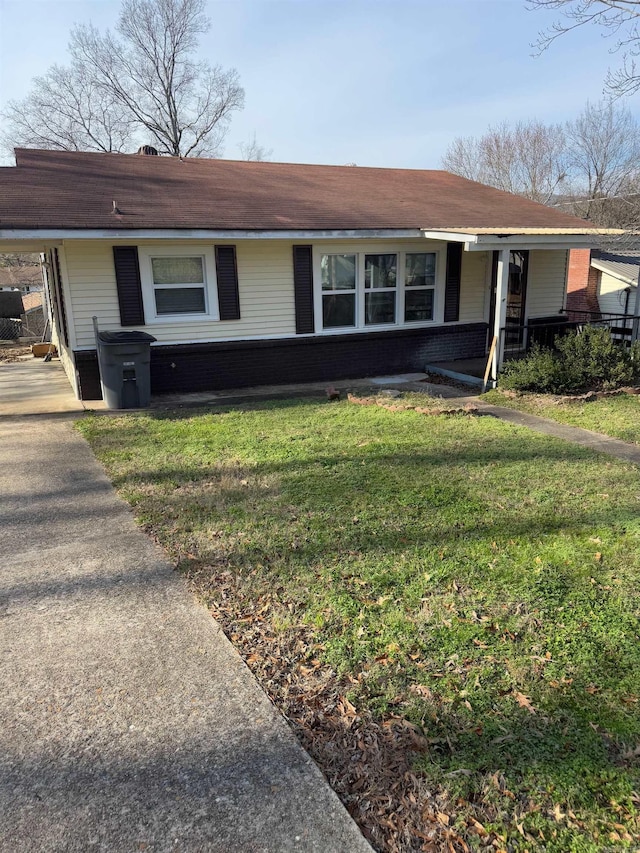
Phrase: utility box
[{"left": 96, "top": 330, "right": 157, "bottom": 409}]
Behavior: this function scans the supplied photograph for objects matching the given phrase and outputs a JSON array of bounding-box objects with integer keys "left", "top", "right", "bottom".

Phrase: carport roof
[{"left": 0, "top": 148, "right": 613, "bottom": 236}]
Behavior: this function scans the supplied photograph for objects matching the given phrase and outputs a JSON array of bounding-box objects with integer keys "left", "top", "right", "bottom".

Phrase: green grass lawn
[
  {"left": 77, "top": 400, "right": 640, "bottom": 852},
  {"left": 485, "top": 390, "right": 640, "bottom": 446}
]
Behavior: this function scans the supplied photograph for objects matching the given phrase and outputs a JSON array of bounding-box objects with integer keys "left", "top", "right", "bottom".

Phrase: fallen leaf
[
  {"left": 553, "top": 803, "right": 566, "bottom": 822},
  {"left": 437, "top": 812, "right": 450, "bottom": 826},
  {"left": 514, "top": 691, "right": 536, "bottom": 714},
  {"left": 410, "top": 684, "right": 433, "bottom": 699}
]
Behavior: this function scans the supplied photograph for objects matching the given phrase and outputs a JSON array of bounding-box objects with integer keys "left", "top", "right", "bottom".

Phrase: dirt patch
[
  {"left": 0, "top": 344, "right": 32, "bottom": 363},
  {"left": 347, "top": 393, "right": 479, "bottom": 417},
  {"left": 422, "top": 373, "right": 480, "bottom": 393}
]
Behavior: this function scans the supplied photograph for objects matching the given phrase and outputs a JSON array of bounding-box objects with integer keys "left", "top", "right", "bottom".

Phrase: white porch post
[{"left": 491, "top": 248, "right": 510, "bottom": 382}]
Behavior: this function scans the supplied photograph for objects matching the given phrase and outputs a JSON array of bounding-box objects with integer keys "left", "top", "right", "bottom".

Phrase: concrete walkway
[
  {"left": 399, "top": 380, "right": 640, "bottom": 466},
  {"left": 476, "top": 401, "right": 640, "bottom": 465},
  {"left": 0, "top": 414, "right": 371, "bottom": 851}
]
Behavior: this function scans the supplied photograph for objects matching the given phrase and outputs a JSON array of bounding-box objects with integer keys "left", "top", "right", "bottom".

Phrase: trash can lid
[{"left": 98, "top": 330, "right": 157, "bottom": 344}]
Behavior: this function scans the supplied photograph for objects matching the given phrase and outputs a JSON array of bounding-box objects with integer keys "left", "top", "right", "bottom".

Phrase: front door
[{"left": 488, "top": 250, "right": 529, "bottom": 354}]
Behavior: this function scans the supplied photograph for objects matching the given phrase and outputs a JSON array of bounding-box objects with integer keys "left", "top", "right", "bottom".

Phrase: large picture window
[
  {"left": 139, "top": 246, "right": 219, "bottom": 322},
  {"left": 316, "top": 247, "right": 439, "bottom": 332}
]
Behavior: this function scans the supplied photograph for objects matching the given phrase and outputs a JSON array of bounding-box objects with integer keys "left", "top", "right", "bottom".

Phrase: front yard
[
  {"left": 484, "top": 390, "right": 640, "bottom": 446},
  {"left": 78, "top": 399, "right": 640, "bottom": 852}
]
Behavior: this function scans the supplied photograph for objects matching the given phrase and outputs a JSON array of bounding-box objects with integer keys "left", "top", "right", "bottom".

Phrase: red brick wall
[{"left": 566, "top": 249, "right": 600, "bottom": 316}]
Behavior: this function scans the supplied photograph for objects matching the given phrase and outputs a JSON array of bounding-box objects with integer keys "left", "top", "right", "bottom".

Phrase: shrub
[{"left": 500, "top": 325, "right": 640, "bottom": 394}]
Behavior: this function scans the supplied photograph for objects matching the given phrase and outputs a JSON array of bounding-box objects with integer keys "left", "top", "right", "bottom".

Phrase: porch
[{"left": 427, "top": 308, "right": 640, "bottom": 389}]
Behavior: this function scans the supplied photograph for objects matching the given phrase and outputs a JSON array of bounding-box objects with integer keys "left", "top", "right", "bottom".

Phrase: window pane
[
  {"left": 152, "top": 256, "right": 204, "bottom": 285},
  {"left": 365, "top": 254, "right": 397, "bottom": 289},
  {"left": 323, "top": 293, "right": 355, "bottom": 327},
  {"left": 155, "top": 286, "right": 206, "bottom": 315},
  {"left": 405, "top": 288, "right": 434, "bottom": 322},
  {"left": 365, "top": 291, "right": 395, "bottom": 325},
  {"left": 405, "top": 253, "right": 435, "bottom": 287},
  {"left": 321, "top": 254, "right": 356, "bottom": 291}
]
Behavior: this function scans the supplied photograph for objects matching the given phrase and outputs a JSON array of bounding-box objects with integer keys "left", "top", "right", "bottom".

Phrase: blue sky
[{"left": 0, "top": 0, "right": 637, "bottom": 168}]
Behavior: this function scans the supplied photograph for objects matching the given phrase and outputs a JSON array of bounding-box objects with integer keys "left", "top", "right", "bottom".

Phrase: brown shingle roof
[{"left": 0, "top": 148, "right": 593, "bottom": 233}]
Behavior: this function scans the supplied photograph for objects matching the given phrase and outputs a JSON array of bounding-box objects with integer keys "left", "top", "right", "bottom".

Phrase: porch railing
[{"left": 500, "top": 310, "right": 640, "bottom": 359}]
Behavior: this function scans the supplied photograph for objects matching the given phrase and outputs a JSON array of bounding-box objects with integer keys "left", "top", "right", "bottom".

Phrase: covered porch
[
  {"left": 427, "top": 309, "right": 640, "bottom": 390},
  {"left": 428, "top": 229, "right": 624, "bottom": 386}
]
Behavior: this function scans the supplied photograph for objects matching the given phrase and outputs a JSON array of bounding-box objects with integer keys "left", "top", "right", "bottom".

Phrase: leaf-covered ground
[
  {"left": 484, "top": 389, "right": 640, "bottom": 446},
  {"left": 77, "top": 400, "right": 640, "bottom": 852}
]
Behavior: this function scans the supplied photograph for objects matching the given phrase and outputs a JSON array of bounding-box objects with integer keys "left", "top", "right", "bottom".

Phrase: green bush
[{"left": 500, "top": 325, "right": 640, "bottom": 393}]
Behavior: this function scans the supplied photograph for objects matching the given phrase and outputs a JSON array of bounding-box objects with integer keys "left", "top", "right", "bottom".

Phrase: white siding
[
  {"left": 459, "top": 251, "right": 487, "bottom": 322},
  {"left": 64, "top": 240, "right": 297, "bottom": 348},
  {"left": 63, "top": 236, "right": 489, "bottom": 350},
  {"left": 598, "top": 270, "right": 633, "bottom": 314},
  {"left": 526, "top": 250, "right": 568, "bottom": 318}
]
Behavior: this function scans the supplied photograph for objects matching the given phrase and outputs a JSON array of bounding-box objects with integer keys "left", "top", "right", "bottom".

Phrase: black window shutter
[
  {"left": 292, "top": 245, "right": 314, "bottom": 334},
  {"left": 215, "top": 246, "right": 241, "bottom": 320},
  {"left": 444, "top": 242, "right": 462, "bottom": 322},
  {"left": 113, "top": 246, "right": 145, "bottom": 326}
]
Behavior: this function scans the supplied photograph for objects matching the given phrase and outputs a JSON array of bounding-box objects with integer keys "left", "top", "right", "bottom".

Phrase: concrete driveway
[
  {"left": 0, "top": 357, "right": 91, "bottom": 416},
  {"left": 0, "top": 388, "right": 370, "bottom": 850}
]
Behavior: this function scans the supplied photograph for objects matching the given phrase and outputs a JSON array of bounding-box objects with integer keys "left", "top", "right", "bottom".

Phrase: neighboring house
[
  {"left": 0, "top": 263, "right": 45, "bottom": 339},
  {"left": 0, "top": 148, "right": 613, "bottom": 400},
  {"left": 0, "top": 261, "right": 43, "bottom": 293},
  {"left": 566, "top": 246, "right": 640, "bottom": 320},
  {"left": 591, "top": 249, "right": 640, "bottom": 317},
  {"left": 20, "top": 290, "right": 46, "bottom": 337}
]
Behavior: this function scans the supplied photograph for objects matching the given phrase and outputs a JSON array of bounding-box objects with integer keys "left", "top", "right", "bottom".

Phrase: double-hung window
[
  {"left": 316, "top": 247, "right": 439, "bottom": 331},
  {"left": 404, "top": 253, "right": 435, "bottom": 322},
  {"left": 321, "top": 254, "right": 357, "bottom": 328},
  {"left": 365, "top": 254, "right": 397, "bottom": 324},
  {"left": 139, "top": 247, "right": 219, "bottom": 322}
]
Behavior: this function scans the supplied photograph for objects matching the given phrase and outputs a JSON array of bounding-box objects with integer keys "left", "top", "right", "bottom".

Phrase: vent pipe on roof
[{"left": 137, "top": 145, "right": 158, "bottom": 155}]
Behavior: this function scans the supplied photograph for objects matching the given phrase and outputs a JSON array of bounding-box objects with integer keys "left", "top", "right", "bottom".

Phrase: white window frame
[
  {"left": 138, "top": 246, "right": 219, "bottom": 323},
  {"left": 403, "top": 251, "right": 438, "bottom": 325},
  {"left": 312, "top": 244, "right": 444, "bottom": 334},
  {"left": 363, "top": 253, "right": 398, "bottom": 327}
]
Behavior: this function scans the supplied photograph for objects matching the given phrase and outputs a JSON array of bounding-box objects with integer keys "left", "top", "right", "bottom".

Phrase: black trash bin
[{"left": 96, "top": 330, "right": 157, "bottom": 409}]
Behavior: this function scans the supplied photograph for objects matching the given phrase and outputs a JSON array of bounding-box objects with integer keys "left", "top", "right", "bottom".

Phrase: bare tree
[
  {"left": 1, "top": 0, "right": 244, "bottom": 158},
  {"left": 238, "top": 133, "right": 273, "bottom": 161},
  {"left": 71, "top": 0, "right": 244, "bottom": 156},
  {"left": 442, "top": 120, "right": 568, "bottom": 203},
  {"left": 0, "top": 254, "right": 40, "bottom": 268},
  {"left": 564, "top": 100, "right": 640, "bottom": 221},
  {"left": 1, "top": 62, "right": 134, "bottom": 155},
  {"left": 442, "top": 102, "right": 640, "bottom": 230},
  {"left": 528, "top": 0, "right": 640, "bottom": 96}
]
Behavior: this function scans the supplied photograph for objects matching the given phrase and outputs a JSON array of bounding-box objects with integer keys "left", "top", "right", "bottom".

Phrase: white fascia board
[
  {"left": 465, "top": 235, "right": 598, "bottom": 251},
  {"left": 421, "top": 230, "right": 479, "bottom": 244},
  {"left": 0, "top": 228, "right": 424, "bottom": 242},
  {"left": 421, "top": 230, "right": 600, "bottom": 251}
]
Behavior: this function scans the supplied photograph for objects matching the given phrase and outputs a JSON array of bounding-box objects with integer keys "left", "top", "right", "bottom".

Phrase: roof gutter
[
  {"left": 421, "top": 230, "right": 612, "bottom": 252},
  {"left": 0, "top": 227, "right": 425, "bottom": 242}
]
